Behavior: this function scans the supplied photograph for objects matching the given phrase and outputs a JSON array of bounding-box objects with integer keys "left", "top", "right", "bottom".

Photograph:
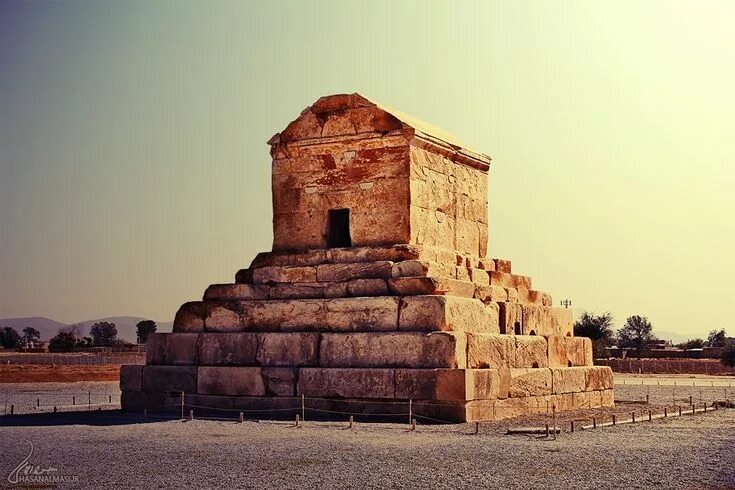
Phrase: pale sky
[{"left": 0, "top": 1, "right": 733, "bottom": 339}]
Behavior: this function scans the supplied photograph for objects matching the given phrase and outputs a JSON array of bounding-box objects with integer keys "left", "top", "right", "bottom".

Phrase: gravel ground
[{"left": 1, "top": 376, "right": 734, "bottom": 489}]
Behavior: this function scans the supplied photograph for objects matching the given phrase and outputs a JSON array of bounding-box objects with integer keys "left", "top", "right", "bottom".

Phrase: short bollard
[
  {"left": 592, "top": 417, "right": 596, "bottom": 429},
  {"left": 37, "top": 398, "right": 40, "bottom": 408},
  {"left": 648, "top": 410, "right": 652, "bottom": 421},
  {"left": 678, "top": 405, "right": 682, "bottom": 416},
  {"left": 73, "top": 396, "right": 76, "bottom": 406},
  {"left": 645, "top": 394, "right": 649, "bottom": 404},
  {"left": 295, "top": 414, "right": 300, "bottom": 427},
  {"left": 239, "top": 412, "right": 244, "bottom": 423},
  {"left": 53, "top": 406, "right": 57, "bottom": 413},
  {"left": 689, "top": 395, "right": 693, "bottom": 405},
  {"left": 474, "top": 421, "right": 479, "bottom": 435},
  {"left": 109, "top": 395, "right": 112, "bottom": 404},
  {"left": 189, "top": 409, "right": 194, "bottom": 421},
  {"left": 612, "top": 414, "right": 616, "bottom": 426},
  {"left": 570, "top": 420, "right": 574, "bottom": 433},
  {"left": 664, "top": 407, "right": 667, "bottom": 418},
  {"left": 545, "top": 423, "right": 549, "bottom": 437},
  {"left": 632, "top": 412, "right": 636, "bottom": 423},
  {"left": 348, "top": 416, "right": 354, "bottom": 429},
  {"left": 411, "top": 418, "right": 417, "bottom": 431},
  {"left": 10, "top": 405, "right": 13, "bottom": 415}
]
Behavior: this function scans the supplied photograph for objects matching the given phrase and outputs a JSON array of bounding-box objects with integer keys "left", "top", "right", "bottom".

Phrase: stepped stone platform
[{"left": 120, "top": 93, "right": 613, "bottom": 422}]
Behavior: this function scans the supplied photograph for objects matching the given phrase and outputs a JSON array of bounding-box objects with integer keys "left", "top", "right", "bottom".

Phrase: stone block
[
  {"left": 250, "top": 249, "right": 329, "bottom": 268},
  {"left": 395, "top": 369, "right": 501, "bottom": 401},
  {"left": 347, "top": 278, "right": 389, "bottom": 297},
  {"left": 269, "top": 283, "right": 326, "bottom": 300},
  {"left": 600, "top": 388, "right": 615, "bottom": 407},
  {"left": 398, "top": 296, "right": 499, "bottom": 333},
  {"left": 551, "top": 367, "right": 587, "bottom": 394},
  {"left": 249, "top": 299, "right": 325, "bottom": 330},
  {"left": 585, "top": 366, "right": 614, "bottom": 391},
  {"left": 204, "top": 302, "right": 243, "bottom": 331},
  {"left": 324, "top": 297, "right": 400, "bottom": 331},
  {"left": 520, "top": 305, "right": 572, "bottom": 337},
  {"left": 495, "top": 259, "right": 511, "bottom": 273},
  {"left": 316, "top": 261, "right": 393, "bottom": 282},
  {"left": 505, "top": 288, "right": 519, "bottom": 303},
  {"left": 198, "top": 333, "right": 258, "bottom": 366},
  {"left": 324, "top": 282, "right": 348, "bottom": 298},
  {"left": 493, "top": 396, "right": 545, "bottom": 420},
  {"left": 477, "top": 258, "right": 495, "bottom": 271},
  {"left": 517, "top": 288, "right": 544, "bottom": 305},
  {"left": 499, "top": 302, "right": 523, "bottom": 335},
  {"left": 262, "top": 367, "right": 297, "bottom": 396},
  {"left": 173, "top": 301, "right": 206, "bottom": 332},
  {"left": 235, "top": 268, "right": 253, "bottom": 284},
  {"left": 466, "top": 333, "right": 515, "bottom": 369},
  {"left": 391, "top": 260, "right": 431, "bottom": 278},
  {"left": 297, "top": 368, "right": 395, "bottom": 398},
  {"left": 387, "top": 277, "right": 473, "bottom": 297},
  {"left": 146, "top": 333, "right": 199, "bottom": 365},
  {"left": 489, "top": 272, "right": 531, "bottom": 290},
  {"left": 120, "top": 365, "right": 143, "bottom": 392},
  {"left": 319, "top": 332, "right": 466, "bottom": 368},
  {"left": 562, "top": 336, "right": 592, "bottom": 367},
  {"left": 203, "top": 284, "right": 269, "bottom": 301},
  {"left": 468, "top": 268, "right": 490, "bottom": 286},
  {"left": 475, "top": 285, "right": 507, "bottom": 303},
  {"left": 455, "top": 267, "right": 471, "bottom": 281},
  {"left": 197, "top": 367, "right": 265, "bottom": 396},
  {"left": 142, "top": 366, "right": 197, "bottom": 394},
  {"left": 327, "top": 245, "right": 421, "bottom": 264},
  {"left": 547, "top": 335, "right": 569, "bottom": 368},
  {"left": 515, "top": 336, "right": 548, "bottom": 368},
  {"left": 256, "top": 332, "right": 319, "bottom": 367},
  {"left": 509, "top": 368, "right": 552, "bottom": 397},
  {"left": 252, "top": 266, "right": 317, "bottom": 284}
]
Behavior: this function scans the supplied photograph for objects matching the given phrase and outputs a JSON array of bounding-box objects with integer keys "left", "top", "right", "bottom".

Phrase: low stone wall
[{"left": 596, "top": 358, "right": 734, "bottom": 376}]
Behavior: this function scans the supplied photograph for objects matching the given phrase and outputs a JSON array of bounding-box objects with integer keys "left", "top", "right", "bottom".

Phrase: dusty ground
[
  {"left": 0, "top": 377, "right": 733, "bottom": 489},
  {"left": 0, "top": 364, "right": 121, "bottom": 383}
]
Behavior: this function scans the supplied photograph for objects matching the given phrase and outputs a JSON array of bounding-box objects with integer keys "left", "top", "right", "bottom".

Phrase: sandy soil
[{"left": 0, "top": 407, "right": 733, "bottom": 489}]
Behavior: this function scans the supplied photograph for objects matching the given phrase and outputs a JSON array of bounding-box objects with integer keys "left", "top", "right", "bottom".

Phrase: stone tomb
[{"left": 120, "top": 93, "right": 613, "bottom": 422}]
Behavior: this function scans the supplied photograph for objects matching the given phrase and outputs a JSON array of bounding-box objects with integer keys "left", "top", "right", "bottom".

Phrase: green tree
[
  {"left": 90, "top": 322, "right": 117, "bottom": 347},
  {"left": 707, "top": 329, "right": 728, "bottom": 347},
  {"left": 21, "top": 327, "right": 41, "bottom": 346},
  {"left": 617, "top": 315, "right": 657, "bottom": 359},
  {"left": 136, "top": 320, "right": 157, "bottom": 344},
  {"left": 48, "top": 328, "right": 78, "bottom": 352},
  {"left": 573, "top": 312, "right": 615, "bottom": 359},
  {"left": 721, "top": 341, "right": 735, "bottom": 368},
  {"left": 676, "top": 338, "right": 705, "bottom": 350},
  {"left": 0, "top": 327, "right": 21, "bottom": 348}
]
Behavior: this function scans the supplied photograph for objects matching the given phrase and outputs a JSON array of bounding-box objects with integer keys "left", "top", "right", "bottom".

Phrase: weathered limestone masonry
[{"left": 120, "top": 93, "right": 614, "bottom": 422}]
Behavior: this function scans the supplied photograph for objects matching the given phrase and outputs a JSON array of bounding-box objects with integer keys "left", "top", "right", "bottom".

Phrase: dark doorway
[{"left": 327, "top": 209, "right": 352, "bottom": 247}]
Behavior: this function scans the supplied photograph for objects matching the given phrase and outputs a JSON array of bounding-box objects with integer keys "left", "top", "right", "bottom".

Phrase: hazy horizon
[{"left": 1, "top": 1, "right": 733, "bottom": 339}]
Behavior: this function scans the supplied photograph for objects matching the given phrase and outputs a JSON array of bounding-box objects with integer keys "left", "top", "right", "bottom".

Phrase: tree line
[
  {"left": 0, "top": 320, "right": 158, "bottom": 352},
  {"left": 574, "top": 312, "right": 735, "bottom": 368}
]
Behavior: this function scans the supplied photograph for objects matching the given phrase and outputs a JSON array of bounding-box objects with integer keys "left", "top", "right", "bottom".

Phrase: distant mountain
[
  {"left": 657, "top": 330, "right": 695, "bottom": 345},
  {"left": 0, "top": 316, "right": 173, "bottom": 342}
]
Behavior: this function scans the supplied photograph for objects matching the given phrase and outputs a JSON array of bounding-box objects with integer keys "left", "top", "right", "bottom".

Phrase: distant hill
[{"left": 0, "top": 316, "right": 173, "bottom": 343}]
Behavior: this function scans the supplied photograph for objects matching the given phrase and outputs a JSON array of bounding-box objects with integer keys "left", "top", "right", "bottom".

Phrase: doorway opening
[{"left": 327, "top": 208, "right": 352, "bottom": 248}]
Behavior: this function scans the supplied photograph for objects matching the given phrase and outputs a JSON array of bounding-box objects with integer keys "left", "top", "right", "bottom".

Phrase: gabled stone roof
[{"left": 269, "top": 93, "right": 491, "bottom": 168}]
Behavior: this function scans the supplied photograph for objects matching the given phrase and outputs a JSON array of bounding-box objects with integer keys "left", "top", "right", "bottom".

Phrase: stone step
[
  {"left": 173, "top": 295, "right": 501, "bottom": 335},
  {"left": 121, "top": 364, "right": 613, "bottom": 421},
  {"left": 489, "top": 271, "right": 532, "bottom": 290}
]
